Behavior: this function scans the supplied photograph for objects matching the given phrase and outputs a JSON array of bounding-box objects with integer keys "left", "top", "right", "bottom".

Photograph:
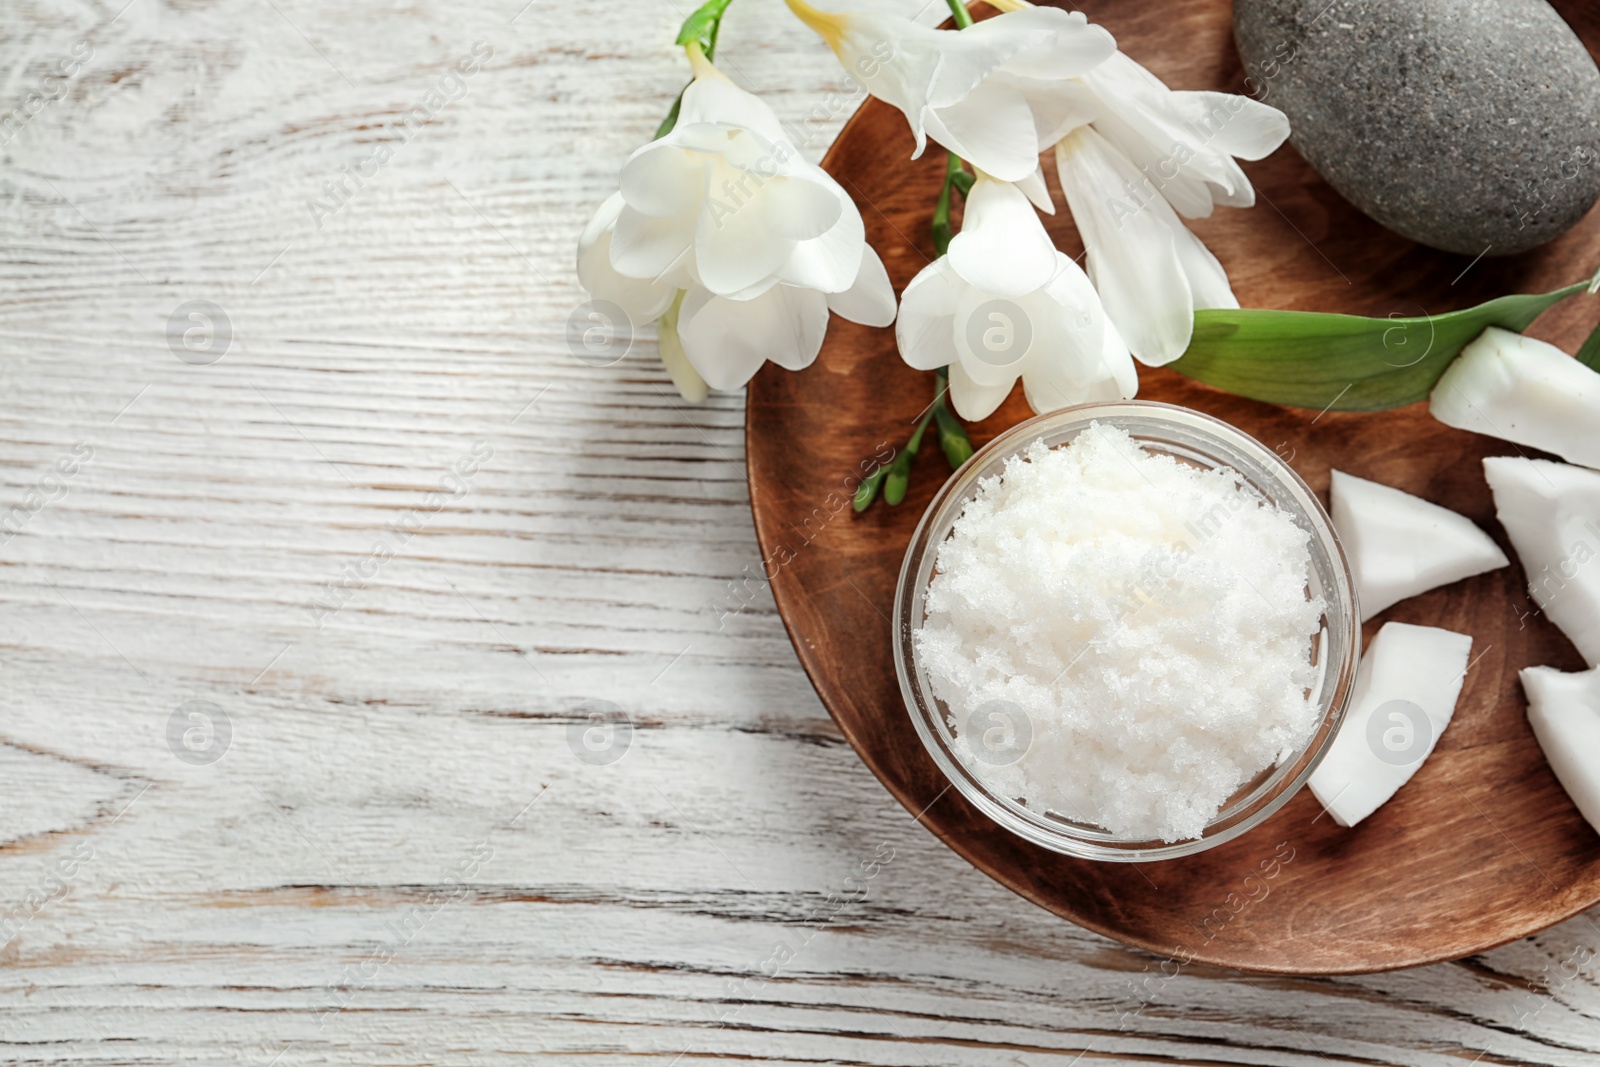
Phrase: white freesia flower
[
  {"left": 783, "top": 0, "right": 1114, "bottom": 192},
  {"left": 778, "top": 0, "right": 1287, "bottom": 368},
  {"left": 1049, "top": 51, "right": 1287, "bottom": 364},
  {"left": 895, "top": 176, "right": 1135, "bottom": 420},
  {"left": 1067, "top": 48, "right": 1290, "bottom": 220},
  {"left": 981, "top": 0, "right": 1288, "bottom": 219},
  {"left": 576, "top": 44, "right": 895, "bottom": 396},
  {"left": 1054, "top": 125, "right": 1241, "bottom": 368}
]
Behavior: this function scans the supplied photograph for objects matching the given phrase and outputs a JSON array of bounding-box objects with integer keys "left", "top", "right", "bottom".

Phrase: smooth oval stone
[{"left": 1234, "top": 0, "right": 1600, "bottom": 255}]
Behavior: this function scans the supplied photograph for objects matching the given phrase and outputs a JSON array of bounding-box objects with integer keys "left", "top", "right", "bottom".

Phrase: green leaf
[
  {"left": 1578, "top": 319, "right": 1600, "bottom": 373},
  {"left": 933, "top": 404, "right": 973, "bottom": 470},
  {"left": 1166, "top": 279, "right": 1594, "bottom": 412},
  {"left": 675, "top": 0, "right": 735, "bottom": 53}
]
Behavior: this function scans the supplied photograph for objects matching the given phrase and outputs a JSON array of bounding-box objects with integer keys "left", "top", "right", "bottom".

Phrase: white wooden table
[{"left": 2, "top": 0, "right": 1598, "bottom": 1063}]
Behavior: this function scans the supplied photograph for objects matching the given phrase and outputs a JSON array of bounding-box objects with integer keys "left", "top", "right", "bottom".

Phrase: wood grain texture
[
  {"left": 747, "top": 0, "right": 1600, "bottom": 975},
  {"left": 0, "top": 0, "right": 1595, "bottom": 1062}
]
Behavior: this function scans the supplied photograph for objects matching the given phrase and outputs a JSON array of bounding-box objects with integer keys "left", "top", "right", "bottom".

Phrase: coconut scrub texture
[{"left": 915, "top": 423, "right": 1325, "bottom": 843}]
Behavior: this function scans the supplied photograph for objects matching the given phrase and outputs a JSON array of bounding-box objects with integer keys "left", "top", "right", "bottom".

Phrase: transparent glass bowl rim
[{"left": 892, "top": 400, "right": 1360, "bottom": 862}]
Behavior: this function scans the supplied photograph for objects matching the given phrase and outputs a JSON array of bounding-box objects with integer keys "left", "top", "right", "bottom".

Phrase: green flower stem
[
  {"left": 930, "top": 152, "right": 973, "bottom": 257},
  {"left": 884, "top": 407, "right": 934, "bottom": 506},
  {"left": 860, "top": 1, "right": 981, "bottom": 510},
  {"left": 930, "top": 366, "right": 973, "bottom": 470},
  {"left": 654, "top": 90, "right": 685, "bottom": 140},
  {"left": 934, "top": 403, "right": 974, "bottom": 469},
  {"left": 855, "top": 369, "right": 972, "bottom": 511},
  {"left": 655, "top": 0, "right": 735, "bottom": 139}
]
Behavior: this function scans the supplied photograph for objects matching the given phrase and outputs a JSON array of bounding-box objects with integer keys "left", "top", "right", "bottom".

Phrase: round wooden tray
[{"left": 745, "top": 0, "right": 1600, "bottom": 973}]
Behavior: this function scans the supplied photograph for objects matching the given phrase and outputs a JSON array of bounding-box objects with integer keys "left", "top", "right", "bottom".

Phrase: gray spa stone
[{"left": 1234, "top": 0, "right": 1600, "bottom": 255}]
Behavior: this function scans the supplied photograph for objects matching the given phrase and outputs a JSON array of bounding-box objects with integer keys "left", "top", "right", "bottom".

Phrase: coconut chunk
[
  {"left": 1483, "top": 456, "right": 1600, "bottom": 666},
  {"left": 1430, "top": 327, "right": 1600, "bottom": 470},
  {"left": 1520, "top": 664, "right": 1600, "bottom": 839},
  {"left": 1330, "top": 470, "right": 1508, "bottom": 620},
  {"left": 1309, "top": 621, "right": 1472, "bottom": 827}
]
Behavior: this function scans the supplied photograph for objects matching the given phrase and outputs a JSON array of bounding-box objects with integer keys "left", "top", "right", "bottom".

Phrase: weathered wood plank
[{"left": 0, "top": 0, "right": 1597, "bottom": 1062}]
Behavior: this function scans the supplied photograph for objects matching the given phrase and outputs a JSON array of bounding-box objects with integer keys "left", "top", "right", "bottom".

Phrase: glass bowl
[{"left": 893, "top": 400, "right": 1360, "bottom": 862}]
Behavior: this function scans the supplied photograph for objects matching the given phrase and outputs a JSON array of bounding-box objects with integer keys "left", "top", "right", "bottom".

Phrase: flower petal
[
  {"left": 1097, "top": 315, "right": 1139, "bottom": 398},
  {"left": 1055, "top": 127, "right": 1195, "bottom": 366},
  {"left": 1205, "top": 158, "right": 1256, "bottom": 209},
  {"left": 1091, "top": 110, "right": 1218, "bottom": 218},
  {"left": 925, "top": 11, "right": 1047, "bottom": 109},
  {"left": 925, "top": 77, "right": 1045, "bottom": 183},
  {"left": 658, "top": 294, "right": 709, "bottom": 402},
  {"left": 1008, "top": 255, "right": 1105, "bottom": 411},
  {"left": 826, "top": 243, "right": 896, "bottom": 327},
  {"left": 578, "top": 200, "right": 677, "bottom": 322},
  {"left": 947, "top": 177, "right": 1056, "bottom": 298},
  {"left": 619, "top": 141, "right": 709, "bottom": 218},
  {"left": 578, "top": 190, "right": 625, "bottom": 253},
  {"left": 1014, "top": 160, "right": 1056, "bottom": 215},
  {"left": 1169, "top": 217, "right": 1238, "bottom": 311},
  {"left": 1083, "top": 53, "right": 1237, "bottom": 191},
  {"left": 677, "top": 283, "right": 830, "bottom": 389},
  {"left": 676, "top": 71, "right": 789, "bottom": 146},
  {"left": 947, "top": 357, "right": 1016, "bottom": 421},
  {"left": 897, "top": 258, "right": 963, "bottom": 371},
  {"left": 1171, "top": 90, "right": 1290, "bottom": 161},
  {"left": 951, "top": 283, "right": 1041, "bottom": 388},
  {"left": 994, "top": 8, "right": 1116, "bottom": 81},
  {"left": 994, "top": 71, "right": 1097, "bottom": 155},
  {"left": 693, "top": 188, "right": 798, "bottom": 296},
  {"left": 1020, "top": 364, "right": 1087, "bottom": 414},
  {"left": 610, "top": 205, "right": 697, "bottom": 287},
  {"left": 790, "top": 5, "right": 943, "bottom": 159},
  {"left": 1021, "top": 307, "right": 1137, "bottom": 414},
  {"left": 761, "top": 173, "right": 844, "bottom": 241},
  {"left": 779, "top": 173, "right": 867, "bottom": 293},
  {"left": 1039, "top": 252, "right": 1106, "bottom": 352}
]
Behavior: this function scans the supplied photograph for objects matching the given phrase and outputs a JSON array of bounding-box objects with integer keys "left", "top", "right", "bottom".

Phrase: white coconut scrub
[{"left": 915, "top": 423, "right": 1325, "bottom": 843}]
